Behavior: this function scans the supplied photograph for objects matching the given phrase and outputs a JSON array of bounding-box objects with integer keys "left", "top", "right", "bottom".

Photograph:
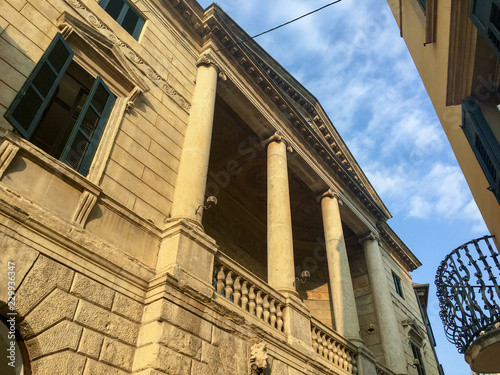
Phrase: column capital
[
  {"left": 317, "top": 188, "right": 343, "bottom": 204},
  {"left": 197, "top": 53, "right": 227, "bottom": 81},
  {"left": 261, "top": 131, "right": 293, "bottom": 152},
  {"left": 358, "top": 231, "right": 380, "bottom": 245}
]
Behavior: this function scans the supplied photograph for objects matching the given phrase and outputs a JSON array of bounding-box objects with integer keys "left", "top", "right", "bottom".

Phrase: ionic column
[
  {"left": 361, "top": 233, "right": 406, "bottom": 374},
  {"left": 170, "top": 53, "right": 225, "bottom": 226},
  {"left": 266, "top": 133, "right": 296, "bottom": 295},
  {"left": 320, "top": 190, "right": 362, "bottom": 344}
]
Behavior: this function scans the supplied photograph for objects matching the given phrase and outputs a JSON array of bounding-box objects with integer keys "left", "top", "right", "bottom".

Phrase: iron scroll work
[{"left": 435, "top": 235, "right": 500, "bottom": 353}]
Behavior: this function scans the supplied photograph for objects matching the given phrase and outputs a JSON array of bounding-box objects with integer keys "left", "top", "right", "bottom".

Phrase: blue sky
[{"left": 197, "top": 0, "right": 487, "bottom": 373}]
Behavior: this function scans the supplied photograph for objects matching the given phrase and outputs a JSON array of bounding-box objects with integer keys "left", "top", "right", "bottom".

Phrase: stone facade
[{"left": 0, "top": 0, "right": 441, "bottom": 374}]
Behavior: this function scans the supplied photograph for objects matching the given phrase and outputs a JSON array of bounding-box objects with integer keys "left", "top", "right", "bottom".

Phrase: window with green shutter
[
  {"left": 462, "top": 96, "right": 500, "bottom": 204},
  {"left": 3, "top": 33, "right": 116, "bottom": 176},
  {"left": 99, "top": 0, "right": 145, "bottom": 40},
  {"left": 470, "top": 0, "right": 500, "bottom": 59}
]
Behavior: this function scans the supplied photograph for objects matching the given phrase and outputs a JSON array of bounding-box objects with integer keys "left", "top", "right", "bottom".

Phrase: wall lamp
[
  {"left": 294, "top": 270, "right": 311, "bottom": 286},
  {"left": 360, "top": 323, "right": 376, "bottom": 335},
  {"left": 407, "top": 358, "right": 420, "bottom": 369},
  {"left": 195, "top": 196, "right": 218, "bottom": 215}
]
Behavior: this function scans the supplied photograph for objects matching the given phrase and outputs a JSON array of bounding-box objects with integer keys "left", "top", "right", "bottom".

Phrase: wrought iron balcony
[{"left": 435, "top": 235, "right": 500, "bottom": 358}]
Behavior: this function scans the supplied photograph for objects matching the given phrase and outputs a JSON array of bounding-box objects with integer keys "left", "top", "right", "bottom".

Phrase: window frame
[
  {"left": 470, "top": 0, "right": 500, "bottom": 60},
  {"left": 410, "top": 341, "right": 426, "bottom": 375},
  {"left": 3, "top": 33, "right": 117, "bottom": 176},
  {"left": 98, "top": 0, "right": 145, "bottom": 40},
  {"left": 392, "top": 272, "right": 404, "bottom": 298},
  {"left": 4, "top": 34, "right": 74, "bottom": 139},
  {"left": 462, "top": 96, "right": 500, "bottom": 204}
]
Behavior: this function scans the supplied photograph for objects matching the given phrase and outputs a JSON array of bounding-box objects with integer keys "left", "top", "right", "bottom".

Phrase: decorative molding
[
  {"left": 63, "top": 0, "right": 191, "bottom": 112},
  {"left": 261, "top": 132, "right": 293, "bottom": 152},
  {"left": 402, "top": 319, "right": 426, "bottom": 346},
  {"left": 318, "top": 188, "right": 343, "bottom": 205},
  {"left": 197, "top": 53, "right": 227, "bottom": 81},
  {"left": 425, "top": 0, "right": 437, "bottom": 44},
  {"left": 125, "top": 86, "right": 143, "bottom": 112},
  {"left": 377, "top": 223, "right": 421, "bottom": 272},
  {"left": 0, "top": 139, "right": 19, "bottom": 178},
  {"left": 72, "top": 191, "right": 98, "bottom": 226},
  {"left": 358, "top": 231, "right": 380, "bottom": 245},
  {"left": 446, "top": 0, "right": 477, "bottom": 106}
]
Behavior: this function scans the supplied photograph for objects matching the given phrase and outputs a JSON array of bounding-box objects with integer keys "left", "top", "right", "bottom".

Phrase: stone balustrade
[
  {"left": 213, "top": 253, "right": 286, "bottom": 332},
  {"left": 311, "top": 317, "right": 358, "bottom": 375}
]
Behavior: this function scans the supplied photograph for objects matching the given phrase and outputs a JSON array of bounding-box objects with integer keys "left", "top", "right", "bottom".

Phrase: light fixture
[
  {"left": 195, "top": 196, "right": 218, "bottom": 215},
  {"left": 360, "top": 323, "right": 376, "bottom": 334},
  {"left": 294, "top": 270, "right": 311, "bottom": 287}
]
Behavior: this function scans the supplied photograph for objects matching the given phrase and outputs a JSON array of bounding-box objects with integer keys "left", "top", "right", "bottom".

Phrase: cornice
[{"left": 377, "top": 222, "right": 421, "bottom": 272}]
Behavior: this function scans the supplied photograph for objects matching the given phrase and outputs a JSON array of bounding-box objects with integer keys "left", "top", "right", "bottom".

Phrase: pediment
[{"left": 57, "top": 11, "right": 150, "bottom": 94}]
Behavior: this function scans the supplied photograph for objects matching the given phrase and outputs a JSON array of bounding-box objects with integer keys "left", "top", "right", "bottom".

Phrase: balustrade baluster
[
  {"left": 327, "top": 338, "right": 334, "bottom": 362},
  {"left": 241, "top": 281, "right": 249, "bottom": 310},
  {"left": 263, "top": 295, "right": 270, "bottom": 323},
  {"left": 339, "top": 347, "right": 346, "bottom": 370},
  {"left": 277, "top": 304, "right": 284, "bottom": 332},
  {"left": 317, "top": 332, "right": 323, "bottom": 356},
  {"left": 333, "top": 343, "right": 339, "bottom": 366},
  {"left": 216, "top": 266, "right": 225, "bottom": 295},
  {"left": 270, "top": 299, "right": 277, "bottom": 328},
  {"left": 233, "top": 276, "right": 241, "bottom": 306},
  {"left": 248, "top": 286, "right": 256, "bottom": 314},
  {"left": 346, "top": 352, "right": 352, "bottom": 373},
  {"left": 312, "top": 328, "right": 318, "bottom": 352},
  {"left": 321, "top": 334, "right": 328, "bottom": 358},
  {"left": 351, "top": 355, "right": 358, "bottom": 375},
  {"left": 256, "top": 291, "right": 263, "bottom": 319},
  {"left": 224, "top": 271, "right": 234, "bottom": 300}
]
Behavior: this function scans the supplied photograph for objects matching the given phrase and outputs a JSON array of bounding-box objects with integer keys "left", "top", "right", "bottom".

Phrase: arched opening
[{"left": 0, "top": 315, "right": 31, "bottom": 375}]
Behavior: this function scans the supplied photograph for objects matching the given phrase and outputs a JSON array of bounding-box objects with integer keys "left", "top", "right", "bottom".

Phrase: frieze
[{"left": 64, "top": 0, "right": 192, "bottom": 112}]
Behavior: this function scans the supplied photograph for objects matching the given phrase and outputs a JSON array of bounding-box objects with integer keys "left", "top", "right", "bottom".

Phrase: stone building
[{"left": 0, "top": 0, "right": 442, "bottom": 374}]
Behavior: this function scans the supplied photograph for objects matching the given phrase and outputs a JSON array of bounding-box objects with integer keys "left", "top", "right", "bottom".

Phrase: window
[
  {"left": 410, "top": 342, "right": 426, "bottom": 375},
  {"left": 392, "top": 272, "right": 404, "bottom": 298},
  {"left": 99, "top": 0, "right": 145, "bottom": 40},
  {"left": 418, "top": 0, "right": 426, "bottom": 11},
  {"left": 470, "top": 0, "right": 500, "bottom": 59},
  {"left": 462, "top": 96, "right": 500, "bottom": 204},
  {"left": 4, "top": 33, "right": 116, "bottom": 176}
]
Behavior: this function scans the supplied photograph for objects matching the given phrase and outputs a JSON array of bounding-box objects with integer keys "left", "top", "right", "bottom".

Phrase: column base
[{"left": 156, "top": 219, "right": 218, "bottom": 300}]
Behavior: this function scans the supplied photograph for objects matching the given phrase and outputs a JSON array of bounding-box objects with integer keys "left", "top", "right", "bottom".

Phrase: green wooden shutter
[
  {"left": 462, "top": 96, "right": 500, "bottom": 203},
  {"left": 470, "top": 0, "right": 500, "bottom": 59},
  {"left": 60, "top": 77, "right": 115, "bottom": 176},
  {"left": 4, "top": 33, "right": 73, "bottom": 138}
]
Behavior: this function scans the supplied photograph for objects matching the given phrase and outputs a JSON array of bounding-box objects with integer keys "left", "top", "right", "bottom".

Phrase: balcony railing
[
  {"left": 213, "top": 253, "right": 286, "bottom": 333},
  {"left": 435, "top": 235, "right": 500, "bottom": 353},
  {"left": 311, "top": 317, "right": 358, "bottom": 374}
]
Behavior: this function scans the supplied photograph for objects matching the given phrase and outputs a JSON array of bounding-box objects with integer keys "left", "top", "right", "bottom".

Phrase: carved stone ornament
[
  {"left": 358, "top": 231, "right": 380, "bottom": 245},
  {"left": 249, "top": 342, "right": 268, "bottom": 375},
  {"left": 261, "top": 131, "right": 293, "bottom": 152},
  {"left": 196, "top": 53, "right": 227, "bottom": 81},
  {"left": 318, "top": 188, "right": 343, "bottom": 205}
]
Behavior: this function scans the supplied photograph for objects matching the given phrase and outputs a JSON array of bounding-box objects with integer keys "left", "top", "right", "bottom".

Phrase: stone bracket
[
  {"left": 72, "top": 190, "right": 98, "bottom": 226},
  {"left": 0, "top": 139, "right": 19, "bottom": 179}
]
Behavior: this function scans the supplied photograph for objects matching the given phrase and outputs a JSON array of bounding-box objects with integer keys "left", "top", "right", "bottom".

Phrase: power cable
[{"left": 216, "top": 0, "right": 343, "bottom": 51}]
